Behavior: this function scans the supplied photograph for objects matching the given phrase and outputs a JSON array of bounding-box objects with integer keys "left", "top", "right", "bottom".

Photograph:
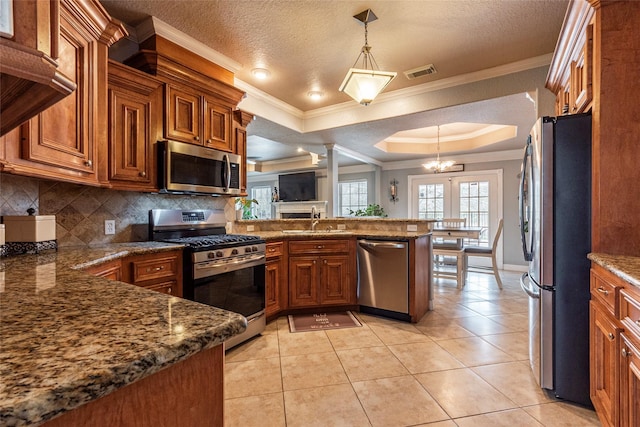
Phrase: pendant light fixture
[
  {"left": 339, "top": 9, "right": 397, "bottom": 106},
  {"left": 423, "top": 125, "right": 456, "bottom": 173}
]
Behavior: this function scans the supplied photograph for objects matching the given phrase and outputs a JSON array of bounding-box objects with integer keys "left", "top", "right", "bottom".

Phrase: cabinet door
[
  {"left": 266, "top": 257, "right": 283, "bottom": 316},
  {"left": 20, "top": 6, "right": 95, "bottom": 177},
  {"left": 320, "top": 255, "right": 352, "bottom": 305},
  {"left": 590, "top": 300, "right": 621, "bottom": 427},
  {"left": 620, "top": 333, "right": 640, "bottom": 427},
  {"left": 289, "top": 256, "right": 319, "bottom": 307},
  {"left": 166, "top": 85, "right": 201, "bottom": 144},
  {"left": 108, "top": 64, "right": 162, "bottom": 189},
  {"left": 235, "top": 124, "right": 247, "bottom": 195},
  {"left": 84, "top": 260, "right": 123, "bottom": 281},
  {"left": 203, "top": 96, "right": 232, "bottom": 152},
  {"left": 143, "top": 280, "right": 179, "bottom": 297}
]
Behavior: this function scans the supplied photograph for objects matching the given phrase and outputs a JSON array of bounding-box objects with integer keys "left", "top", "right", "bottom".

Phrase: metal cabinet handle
[
  {"left": 596, "top": 287, "right": 609, "bottom": 296},
  {"left": 268, "top": 248, "right": 276, "bottom": 252},
  {"left": 316, "top": 245, "right": 323, "bottom": 249},
  {"left": 85, "top": 159, "right": 93, "bottom": 167},
  {"left": 194, "top": 136, "right": 200, "bottom": 141},
  {"left": 608, "top": 333, "right": 615, "bottom": 341},
  {"left": 313, "top": 260, "right": 316, "bottom": 264},
  {"left": 167, "top": 287, "right": 172, "bottom": 294},
  {"left": 636, "top": 320, "right": 640, "bottom": 327},
  {"left": 147, "top": 266, "right": 164, "bottom": 272},
  {"left": 139, "top": 171, "right": 146, "bottom": 177},
  {"left": 207, "top": 139, "right": 212, "bottom": 144},
  {"left": 323, "top": 259, "right": 327, "bottom": 264},
  {"left": 622, "top": 348, "right": 632, "bottom": 357}
]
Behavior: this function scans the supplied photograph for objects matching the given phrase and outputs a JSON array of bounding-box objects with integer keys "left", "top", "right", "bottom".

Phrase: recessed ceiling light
[
  {"left": 307, "top": 90, "right": 324, "bottom": 100},
  {"left": 251, "top": 68, "right": 271, "bottom": 79}
]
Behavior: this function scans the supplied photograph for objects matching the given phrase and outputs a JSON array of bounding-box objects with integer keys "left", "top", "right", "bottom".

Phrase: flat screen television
[{"left": 278, "top": 172, "right": 316, "bottom": 201}]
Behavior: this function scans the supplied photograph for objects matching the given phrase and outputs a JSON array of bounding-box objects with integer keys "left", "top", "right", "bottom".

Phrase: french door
[{"left": 409, "top": 170, "right": 503, "bottom": 266}]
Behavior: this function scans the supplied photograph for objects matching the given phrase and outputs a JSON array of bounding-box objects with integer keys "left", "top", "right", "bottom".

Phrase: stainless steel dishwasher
[{"left": 357, "top": 238, "right": 410, "bottom": 322}]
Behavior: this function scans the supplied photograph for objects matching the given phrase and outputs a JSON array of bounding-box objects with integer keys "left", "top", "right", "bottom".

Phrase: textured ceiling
[{"left": 100, "top": 0, "right": 569, "bottom": 167}]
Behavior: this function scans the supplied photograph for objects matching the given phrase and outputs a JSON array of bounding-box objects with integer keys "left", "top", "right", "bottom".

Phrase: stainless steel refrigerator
[{"left": 518, "top": 113, "right": 592, "bottom": 407}]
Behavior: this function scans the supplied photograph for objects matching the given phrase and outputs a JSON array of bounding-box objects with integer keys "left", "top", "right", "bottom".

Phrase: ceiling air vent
[{"left": 404, "top": 64, "right": 437, "bottom": 80}]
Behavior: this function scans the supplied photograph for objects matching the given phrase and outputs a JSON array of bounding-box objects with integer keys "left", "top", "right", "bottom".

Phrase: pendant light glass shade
[{"left": 339, "top": 68, "right": 397, "bottom": 106}]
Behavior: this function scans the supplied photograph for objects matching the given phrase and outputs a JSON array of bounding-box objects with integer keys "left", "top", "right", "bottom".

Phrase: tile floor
[{"left": 224, "top": 270, "right": 601, "bottom": 426}]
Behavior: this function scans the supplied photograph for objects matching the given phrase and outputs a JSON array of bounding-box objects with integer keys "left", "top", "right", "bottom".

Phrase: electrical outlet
[
  {"left": 105, "top": 220, "right": 115, "bottom": 235},
  {"left": 406, "top": 224, "right": 418, "bottom": 232},
  {"left": 246, "top": 225, "right": 255, "bottom": 232},
  {"left": 337, "top": 224, "right": 346, "bottom": 230}
]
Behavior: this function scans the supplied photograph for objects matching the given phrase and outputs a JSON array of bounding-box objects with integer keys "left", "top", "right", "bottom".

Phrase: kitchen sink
[{"left": 281, "top": 229, "right": 348, "bottom": 234}]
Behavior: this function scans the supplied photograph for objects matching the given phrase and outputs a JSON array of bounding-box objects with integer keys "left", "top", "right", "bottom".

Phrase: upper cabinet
[
  {"left": 547, "top": 0, "right": 640, "bottom": 256},
  {"left": 1, "top": 0, "right": 126, "bottom": 185},
  {"left": 546, "top": 0, "right": 595, "bottom": 115},
  {"left": 126, "top": 35, "right": 244, "bottom": 154},
  {"left": 0, "top": 0, "right": 76, "bottom": 136},
  {"left": 106, "top": 60, "right": 163, "bottom": 191}
]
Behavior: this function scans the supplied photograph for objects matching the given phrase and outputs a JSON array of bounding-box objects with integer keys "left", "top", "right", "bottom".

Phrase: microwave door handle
[{"left": 222, "top": 154, "right": 231, "bottom": 192}]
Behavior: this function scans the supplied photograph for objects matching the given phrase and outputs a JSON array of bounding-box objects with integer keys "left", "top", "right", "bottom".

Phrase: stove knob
[
  {"left": 252, "top": 246, "right": 258, "bottom": 252},
  {"left": 245, "top": 247, "right": 252, "bottom": 253},
  {"left": 216, "top": 251, "right": 224, "bottom": 258},
  {"left": 207, "top": 252, "right": 216, "bottom": 259},
  {"left": 231, "top": 249, "right": 238, "bottom": 255}
]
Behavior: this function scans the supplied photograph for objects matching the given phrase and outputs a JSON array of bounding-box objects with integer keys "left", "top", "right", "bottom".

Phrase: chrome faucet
[{"left": 311, "top": 205, "right": 319, "bottom": 231}]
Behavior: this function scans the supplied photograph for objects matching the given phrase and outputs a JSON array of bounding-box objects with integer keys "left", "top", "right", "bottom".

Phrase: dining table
[{"left": 430, "top": 226, "right": 483, "bottom": 289}]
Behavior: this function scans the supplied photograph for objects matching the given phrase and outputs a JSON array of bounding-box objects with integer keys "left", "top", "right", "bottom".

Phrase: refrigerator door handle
[
  {"left": 519, "top": 139, "right": 534, "bottom": 262},
  {"left": 520, "top": 272, "right": 540, "bottom": 299}
]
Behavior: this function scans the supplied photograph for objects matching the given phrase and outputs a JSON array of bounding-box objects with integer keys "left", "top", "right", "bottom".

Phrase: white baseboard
[{"left": 502, "top": 264, "right": 528, "bottom": 272}]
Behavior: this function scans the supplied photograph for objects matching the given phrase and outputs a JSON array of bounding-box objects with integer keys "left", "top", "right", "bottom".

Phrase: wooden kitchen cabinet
[
  {"left": 546, "top": 1, "right": 594, "bottom": 116},
  {"left": 288, "top": 239, "right": 355, "bottom": 309},
  {"left": 265, "top": 241, "right": 286, "bottom": 318},
  {"left": 106, "top": 60, "right": 163, "bottom": 191},
  {"left": 233, "top": 110, "right": 253, "bottom": 196},
  {"left": 84, "top": 250, "right": 183, "bottom": 298},
  {"left": 165, "top": 82, "right": 233, "bottom": 151},
  {"left": 124, "top": 250, "right": 183, "bottom": 297},
  {"left": 1, "top": 0, "right": 126, "bottom": 186},
  {"left": 590, "top": 262, "right": 640, "bottom": 427},
  {"left": 83, "top": 259, "right": 123, "bottom": 281}
]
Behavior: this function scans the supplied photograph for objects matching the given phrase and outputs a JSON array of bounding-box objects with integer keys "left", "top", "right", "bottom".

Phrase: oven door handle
[{"left": 195, "top": 255, "right": 266, "bottom": 271}]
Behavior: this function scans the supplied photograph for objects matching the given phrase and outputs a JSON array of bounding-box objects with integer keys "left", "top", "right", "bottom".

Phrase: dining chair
[
  {"left": 464, "top": 218, "right": 504, "bottom": 289},
  {"left": 432, "top": 218, "right": 467, "bottom": 288}
]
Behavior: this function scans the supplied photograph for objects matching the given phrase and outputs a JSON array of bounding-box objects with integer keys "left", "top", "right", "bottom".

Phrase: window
[
  {"left": 459, "top": 181, "right": 490, "bottom": 245},
  {"left": 339, "top": 180, "right": 367, "bottom": 216},
  {"left": 250, "top": 186, "right": 272, "bottom": 219},
  {"left": 417, "top": 183, "right": 444, "bottom": 219}
]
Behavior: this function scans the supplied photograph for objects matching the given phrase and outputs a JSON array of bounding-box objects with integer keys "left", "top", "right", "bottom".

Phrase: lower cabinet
[
  {"left": 590, "top": 263, "right": 640, "bottom": 427},
  {"left": 84, "top": 250, "right": 182, "bottom": 297},
  {"left": 265, "top": 241, "right": 286, "bottom": 318},
  {"left": 288, "top": 239, "right": 355, "bottom": 308}
]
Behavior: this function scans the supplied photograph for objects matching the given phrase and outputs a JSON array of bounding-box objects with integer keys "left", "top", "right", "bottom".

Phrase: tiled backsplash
[{"left": 0, "top": 173, "right": 236, "bottom": 247}]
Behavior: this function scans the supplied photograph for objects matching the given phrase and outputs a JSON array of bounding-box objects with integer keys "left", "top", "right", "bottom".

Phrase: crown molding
[{"left": 135, "top": 16, "right": 242, "bottom": 73}]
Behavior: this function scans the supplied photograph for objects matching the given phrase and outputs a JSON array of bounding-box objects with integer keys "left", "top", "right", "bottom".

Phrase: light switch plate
[
  {"left": 246, "top": 225, "right": 255, "bottom": 232},
  {"left": 406, "top": 224, "right": 418, "bottom": 232},
  {"left": 105, "top": 220, "right": 115, "bottom": 235}
]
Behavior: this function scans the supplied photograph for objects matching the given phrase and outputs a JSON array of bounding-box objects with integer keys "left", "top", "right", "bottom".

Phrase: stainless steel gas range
[{"left": 149, "top": 209, "right": 266, "bottom": 349}]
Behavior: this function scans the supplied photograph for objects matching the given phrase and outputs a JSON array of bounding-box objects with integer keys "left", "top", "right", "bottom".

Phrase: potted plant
[
  {"left": 235, "top": 197, "right": 259, "bottom": 220},
  {"left": 348, "top": 204, "right": 388, "bottom": 217}
]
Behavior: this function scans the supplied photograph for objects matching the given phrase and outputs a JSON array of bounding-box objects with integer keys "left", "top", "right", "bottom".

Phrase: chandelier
[
  {"left": 423, "top": 125, "right": 456, "bottom": 173},
  {"left": 338, "top": 9, "right": 397, "bottom": 106}
]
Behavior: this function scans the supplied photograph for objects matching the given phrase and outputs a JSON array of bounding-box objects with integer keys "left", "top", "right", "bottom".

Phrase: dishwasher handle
[{"left": 358, "top": 240, "right": 406, "bottom": 250}]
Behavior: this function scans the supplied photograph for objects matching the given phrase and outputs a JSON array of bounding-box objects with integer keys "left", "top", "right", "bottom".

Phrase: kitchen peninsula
[{"left": 0, "top": 243, "right": 246, "bottom": 426}]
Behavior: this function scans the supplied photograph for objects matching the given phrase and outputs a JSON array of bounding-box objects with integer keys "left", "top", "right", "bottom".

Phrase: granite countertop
[
  {"left": 251, "top": 230, "right": 431, "bottom": 241},
  {"left": 0, "top": 242, "right": 247, "bottom": 426},
  {"left": 588, "top": 253, "right": 640, "bottom": 288}
]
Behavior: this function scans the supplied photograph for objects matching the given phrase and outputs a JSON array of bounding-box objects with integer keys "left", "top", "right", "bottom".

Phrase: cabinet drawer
[
  {"left": 591, "top": 267, "right": 622, "bottom": 317},
  {"left": 266, "top": 242, "right": 283, "bottom": 258},
  {"left": 621, "top": 288, "right": 640, "bottom": 334},
  {"left": 289, "top": 239, "right": 350, "bottom": 254},
  {"left": 143, "top": 280, "right": 179, "bottom": 297},
  {"left": 132, "top": 255, "right": 179, "bottom": 283}
]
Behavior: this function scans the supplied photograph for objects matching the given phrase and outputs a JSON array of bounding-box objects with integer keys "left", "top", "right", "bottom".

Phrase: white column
[{"left": 325, "top": 143, "right": 338, "bottom": 217}]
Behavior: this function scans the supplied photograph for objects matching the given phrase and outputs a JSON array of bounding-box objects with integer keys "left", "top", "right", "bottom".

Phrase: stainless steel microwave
[{"left": 157, "top": 140, "right": 242, "bottom": 195}]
